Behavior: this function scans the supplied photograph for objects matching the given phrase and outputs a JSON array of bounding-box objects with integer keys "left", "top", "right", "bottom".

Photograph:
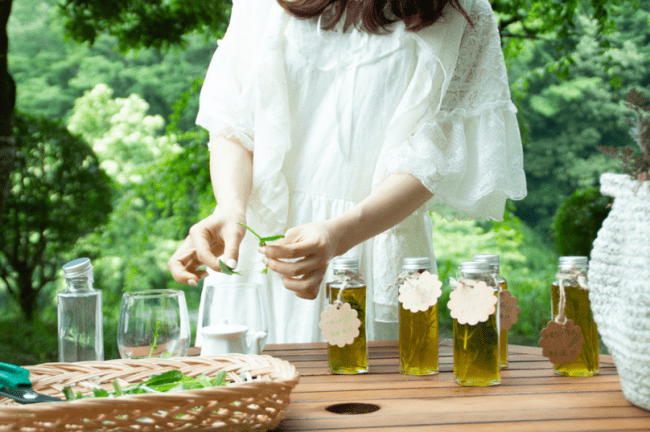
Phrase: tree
[
  {"left": 0, "top": 113, "right": 113, "bottom": 321},
  {"left": 67, "top": 83, "right": 182, "bottom": 184},
  {"left": 0, "top": 0, "right": 16, "bottom": 217}
]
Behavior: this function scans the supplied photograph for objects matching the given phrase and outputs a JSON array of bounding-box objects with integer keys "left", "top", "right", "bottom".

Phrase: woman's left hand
[{"left": 260, "top": 221, "right": 340, "bottom": 300}]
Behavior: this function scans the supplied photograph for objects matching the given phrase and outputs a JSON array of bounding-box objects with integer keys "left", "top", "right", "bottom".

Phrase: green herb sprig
[
  {"left": 62, "top": 370, "right": 228, "bottom": 401},
  {"left": 238, "top": 223, "right": 285, "bottom": 274}
]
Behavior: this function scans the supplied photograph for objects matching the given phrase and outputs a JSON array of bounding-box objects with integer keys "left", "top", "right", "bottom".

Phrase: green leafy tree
[
  {"left": 67, "top": 83, "right": 182, "bottom": 184},
  {"left": 511, "top": 1, "right": 650, "bottom": 236},
  {"left": 0, "top": 113, "right": 113, "bottom": 321}
]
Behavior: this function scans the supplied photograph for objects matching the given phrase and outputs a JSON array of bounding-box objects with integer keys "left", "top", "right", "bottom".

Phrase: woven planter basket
[
  {"left": 0, "top": 354, "right": 299, "bottom": 432},
  {"left": 589, "top": 172, "right": 650, "bottom": 411}
]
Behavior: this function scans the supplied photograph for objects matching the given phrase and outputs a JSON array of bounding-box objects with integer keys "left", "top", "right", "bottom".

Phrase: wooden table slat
[{"left": 253, "top": 340, "right": 649, "bottom": 431}]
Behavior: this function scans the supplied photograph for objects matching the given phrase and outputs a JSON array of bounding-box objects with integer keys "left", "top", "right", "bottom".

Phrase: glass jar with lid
[
  {"left": 453, "top": 261, "right": 500, "bottom": 386},
  {"left": 399, "top": 257, "right": 438, "bottom": 375},
  {"left": 325, "top": 257, "right": 367, "bottom": 374},
  {"left": 551, "top": 256, "right": 599, "bottom": 376}
]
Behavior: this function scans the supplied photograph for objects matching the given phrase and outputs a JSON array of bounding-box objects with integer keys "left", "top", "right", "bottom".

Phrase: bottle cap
[
  {"left": 558, "top": 256, "right": 588, "bottom": 271},
  {"left": 332, "top": 257, "right": 359, "bottom": 270},
  {"left": 460, "top": 261, "right": 491, "bottom": 274},
  {"left": 403, "top": 257, "right": 431, "bottom": 270},
  {"left": 62, "top": 258, "right": 93, "bottom": 278},
  {"left": 473, "top": 254, "right": 500, "bottom": 265}
]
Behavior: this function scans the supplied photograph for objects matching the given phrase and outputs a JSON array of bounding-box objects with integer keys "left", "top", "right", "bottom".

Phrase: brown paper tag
[
  {"left": 499, "top": 290, "right": 520, "bottom": 331},
  {"left": 319, "top": 303, "right": 361, "bottom": 347},
  {"left": 539, "top": 319, "right": 584, "bottom": 365},
  {"left": 398, "top": 271, "right": 443, "bottom": 313},
  {"left": 448, "top": 280, "right": 498, "bottom": 326}
]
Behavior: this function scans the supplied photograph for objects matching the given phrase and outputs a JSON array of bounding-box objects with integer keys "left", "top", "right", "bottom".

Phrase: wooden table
[{"left": 258, "top": 340, "right": 650, "bottom": 431}]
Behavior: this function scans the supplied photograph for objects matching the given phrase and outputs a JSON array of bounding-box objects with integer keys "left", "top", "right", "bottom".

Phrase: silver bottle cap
[
  {"left": 332, "top": 257, "right": 359, "bottom": 270},
  {"left": 403, "top": 257, "right": 431, "bottom": 270},
  {"left": 62, "top": 258, "right": 93, "bottom": 278},
  {"left": 473, "top": 254, "right": 500, "bottom": 265},
  {"left": 460, "top": 261, "right": 491, "bottom": 274},
  {"left": 558, "top": 256, "right": 588, "bottom": 271}
]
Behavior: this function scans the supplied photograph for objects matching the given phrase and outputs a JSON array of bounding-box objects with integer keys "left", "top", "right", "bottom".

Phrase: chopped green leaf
[
  {"left": 211, "top": 371, "right": 227, "bottom": 387},
  {"left": 92, "top": 387, "right": 110, "bottom": 398},
  {"left": 219, "top": 259, "right": 242, "bottom": 275},
  {"left": 112, "top": 379, "right": 122, "bottom": 396},
  {"left": 62, "top": 386, "right": 74, "bottom": 401}
]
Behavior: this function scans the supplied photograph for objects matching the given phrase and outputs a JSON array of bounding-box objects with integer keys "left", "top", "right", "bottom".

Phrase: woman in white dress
[{"left": 168, "top": 0, "right": 527, "bottom": 344}]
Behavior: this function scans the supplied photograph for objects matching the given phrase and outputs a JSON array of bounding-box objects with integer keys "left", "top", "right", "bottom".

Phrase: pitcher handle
[{"left": 249, "top": 331, "right": 267, "bottom": 355}]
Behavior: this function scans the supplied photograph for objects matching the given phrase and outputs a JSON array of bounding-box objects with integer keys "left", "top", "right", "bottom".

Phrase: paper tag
[
  {"left": 398, "top": 271, "right": 443, "bottom": 313},
  {"left": 539, "top": 319, "right": 584, "bottom": 365},
  {"left": 319, "top": 303, "right": 361, "bottom": 347},
  {"left": 499, "top": 291, "right": 520, "bottom": 331},
  {"left": 448, "top": 280, "right": 497, "bottom": 326}
]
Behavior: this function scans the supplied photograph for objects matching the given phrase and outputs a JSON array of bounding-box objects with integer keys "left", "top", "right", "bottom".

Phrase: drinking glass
[
  {"left": 197, "top": 282, "right": 268, "bottom": 355},
  {"left": 118, "top": 289, "right": 191, "bottom": 359}
]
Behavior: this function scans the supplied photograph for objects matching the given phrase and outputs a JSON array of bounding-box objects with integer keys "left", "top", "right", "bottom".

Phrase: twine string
[
  {"left": 333, "top": 273, "right": 361, "bottom": 309},
  {"left": 554, "top": 264, "right": 587, "bottom": 325}
]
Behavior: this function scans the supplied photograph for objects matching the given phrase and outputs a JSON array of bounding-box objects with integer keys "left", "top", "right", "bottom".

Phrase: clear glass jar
[
  {"left": 399, "top": 257, "right": 438, "bottom": 375},
  {"left": 474, "top": 254, "right": 508, "bottom": 368},
  {"left": 551, "top": 256, "right": 599, "bottom": 376},
  {"left": 58, "top": 258, "right": 103, "bottom": 362},
  {"left": 453, "top": 261, "right": 500, "bottom": 386},
  {"left": 325, "top": 258, "right": 367, "bottom": 374}
]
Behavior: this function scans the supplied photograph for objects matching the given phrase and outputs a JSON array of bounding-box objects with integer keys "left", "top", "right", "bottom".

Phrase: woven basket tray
[{"left": 0, "top": 354, "right": 299, "bottom": 432}]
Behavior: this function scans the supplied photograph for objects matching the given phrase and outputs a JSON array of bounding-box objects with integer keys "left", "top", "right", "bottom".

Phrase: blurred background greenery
[{"left": 1, "top": 0, "right": 648, "bottom": 365}]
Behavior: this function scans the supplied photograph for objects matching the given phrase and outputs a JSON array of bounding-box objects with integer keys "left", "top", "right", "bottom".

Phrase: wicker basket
[{"left": 0, "top": 354, "right": 299, "bottom": 432}]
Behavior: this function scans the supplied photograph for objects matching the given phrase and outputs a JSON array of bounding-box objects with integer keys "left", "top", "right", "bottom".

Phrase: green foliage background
[{"left": 1, "top": 0, "right": 649, "bottom": 364}]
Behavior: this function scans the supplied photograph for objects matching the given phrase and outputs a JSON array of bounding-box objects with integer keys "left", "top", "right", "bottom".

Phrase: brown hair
[{"left": 276, "top": 0, "right": 473, "bottom": 34}]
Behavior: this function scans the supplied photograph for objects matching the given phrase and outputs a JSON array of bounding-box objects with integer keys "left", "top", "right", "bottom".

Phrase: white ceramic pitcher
[{"left": 200, "top": 319, "right": 267, "bottom": 355}]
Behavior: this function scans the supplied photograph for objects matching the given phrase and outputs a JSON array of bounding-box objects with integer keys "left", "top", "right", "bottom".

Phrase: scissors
[{"left": 0, "top": 362, "right": 63, "bottom": 404}]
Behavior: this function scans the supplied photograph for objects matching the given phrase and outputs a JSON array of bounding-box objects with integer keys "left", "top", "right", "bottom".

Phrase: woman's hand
[
  {"left": 168, "top": 210, "right": 247, "bottom": 286},
  {"left": 261, "top": 221, "right": 340, "bottom": 300}
]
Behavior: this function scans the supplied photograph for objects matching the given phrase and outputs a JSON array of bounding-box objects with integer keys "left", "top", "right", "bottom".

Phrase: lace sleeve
[{"left": 383, "top": 0, "right": 527, "bottom": 221}]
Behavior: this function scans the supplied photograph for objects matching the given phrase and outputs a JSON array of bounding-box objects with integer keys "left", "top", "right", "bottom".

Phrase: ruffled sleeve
[
  {"left": 195, "top": 0, "right": 272, "bottom": 151},
  {"left": 380, "top": 0, "right": 527, "bottom": 221}
]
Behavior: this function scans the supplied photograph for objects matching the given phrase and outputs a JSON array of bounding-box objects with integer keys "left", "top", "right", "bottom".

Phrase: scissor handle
[{"left": 0, "top": 362, "right": 31, "bottom": 389}]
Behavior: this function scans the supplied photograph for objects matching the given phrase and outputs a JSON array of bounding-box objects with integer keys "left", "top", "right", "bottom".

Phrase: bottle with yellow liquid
[
  {"left": 326, "top": 258, "right": 368, "bottom": 374},
  {"left": 453, "top": 261, "right": 500, "bottom": 386},
  {"left": 474, "top": 254, "right": 508, "bottom": 368},
  {"left": 551, "top": 256, "right": 599, "bottom": 377},
  {"left": 399, "top": 257, "right": 438, "bottom": 375}
]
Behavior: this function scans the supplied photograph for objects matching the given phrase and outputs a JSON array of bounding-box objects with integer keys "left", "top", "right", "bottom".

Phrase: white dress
[{"left": 194, "top": 0, "right": 527, "bottom": 345}]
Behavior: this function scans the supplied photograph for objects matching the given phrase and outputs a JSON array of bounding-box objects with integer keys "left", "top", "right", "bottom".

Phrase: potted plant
[{"left": 588, "top": 87, "right": 650, "bottom": 411}]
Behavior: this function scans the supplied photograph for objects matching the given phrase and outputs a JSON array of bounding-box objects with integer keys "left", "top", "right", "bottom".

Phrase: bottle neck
[{"left": 64, "top": 277, "right": 94, "bottom": 292}]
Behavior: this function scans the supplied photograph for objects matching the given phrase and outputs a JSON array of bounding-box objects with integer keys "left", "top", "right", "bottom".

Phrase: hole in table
[{"left": 325, "top": 403, "right": 380, "bottom": 415}]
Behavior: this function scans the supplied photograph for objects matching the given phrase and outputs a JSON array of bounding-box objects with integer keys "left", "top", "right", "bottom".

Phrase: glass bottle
[
  {"left": 399, "top": 257, "right": 438, "bottom": 375},
  {"left": 58, "top": 258, "right": 104, "bottom": 362},
  {"left": 453, "top": 261, "right": 500, "bottom": 386},
  {"left": 474, "top": 254, "right": 508, "bottom": 368},
  {"left": 325, "top": 257, "right": 368, "bottom": 374},
  {"left": 551, "top": 256, "right": 598, "bottom": 376}
]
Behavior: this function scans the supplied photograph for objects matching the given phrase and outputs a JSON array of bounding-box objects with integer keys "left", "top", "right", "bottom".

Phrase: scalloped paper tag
[
  {"left": 398, "top": 271, "right": 443, "bottom": 313},
  {"left": 448, "top": 280, "right": 497, "bottom": 326},
  {"left": 499, "top": 290, "right": 520, "bottom": 331},
  {"left": 319, "top": 302, "right": 361, "bottom": 347},
  {"left": 539, "top": 319, "right": 584, "bottom": 365}
]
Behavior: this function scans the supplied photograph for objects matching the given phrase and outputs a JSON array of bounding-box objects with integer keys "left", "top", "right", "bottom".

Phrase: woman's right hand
[{"left": 167, "top": 210, "right": 247, "bottom": 286}]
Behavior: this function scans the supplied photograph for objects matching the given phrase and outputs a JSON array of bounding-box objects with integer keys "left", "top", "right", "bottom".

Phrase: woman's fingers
[
  {"left": 280, "top": 268, "right": 328, "bottom": 300},
  {"left": 264, "top": 255, "right": 324, "bottom": 278}
]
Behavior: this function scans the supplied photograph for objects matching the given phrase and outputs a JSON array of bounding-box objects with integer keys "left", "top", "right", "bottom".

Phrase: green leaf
[
  {"left": 211, "top": 371, "right": 227, "bottom": 387},
  {"left": 260, "top": 235, "right": 285, "bottom": 243},
  {"left": 219, "top": 259, "right": 242, "bottom": 276},
  {"left": 91, "top": 387, "right": 109, "bottom": 398}
]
